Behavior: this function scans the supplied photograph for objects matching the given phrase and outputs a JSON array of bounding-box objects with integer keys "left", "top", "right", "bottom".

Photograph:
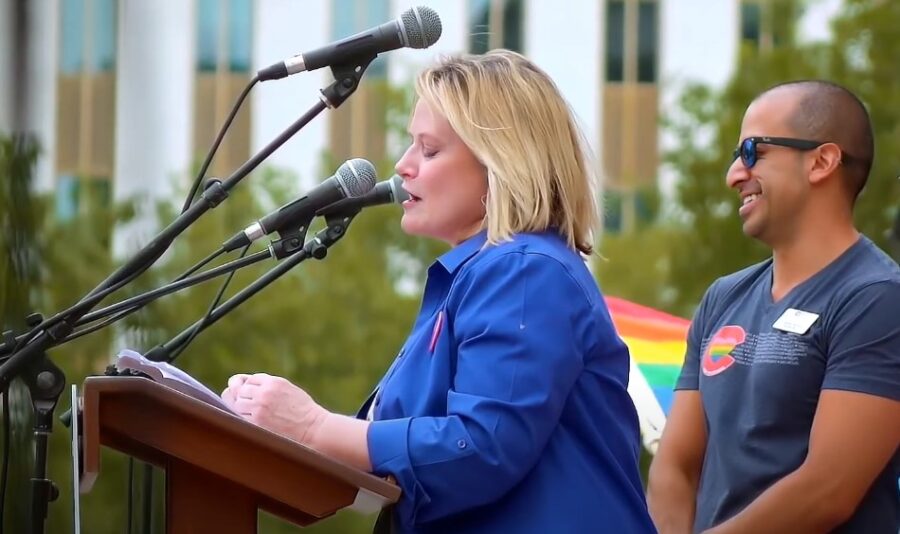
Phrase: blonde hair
[{"left": 414, "top": 49, "right": 599, "bottom": 255}]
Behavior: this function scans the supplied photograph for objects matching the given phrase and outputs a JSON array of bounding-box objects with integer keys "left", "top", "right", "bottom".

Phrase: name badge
[{"left": 773, "top": 308, "right": 819, "bottom": 334}]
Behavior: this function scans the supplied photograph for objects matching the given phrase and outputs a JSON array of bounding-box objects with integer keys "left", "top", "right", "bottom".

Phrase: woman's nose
[{"left": 394, "top": 146, "right": 417, "bottom": 180}]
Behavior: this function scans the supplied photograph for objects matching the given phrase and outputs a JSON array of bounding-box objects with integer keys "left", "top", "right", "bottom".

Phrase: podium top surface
[{"left": 80, "top": 375, "right": 400, "bottom": 521}]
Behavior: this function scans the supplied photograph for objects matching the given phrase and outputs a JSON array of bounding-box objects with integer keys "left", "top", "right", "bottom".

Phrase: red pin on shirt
[{"left": 429, "top": 310, "right": 444, "bottom": 353}]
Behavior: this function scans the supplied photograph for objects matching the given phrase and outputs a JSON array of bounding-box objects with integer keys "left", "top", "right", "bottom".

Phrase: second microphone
[{"left": 222, "top": 158, "right": 376, "bottom": 252}]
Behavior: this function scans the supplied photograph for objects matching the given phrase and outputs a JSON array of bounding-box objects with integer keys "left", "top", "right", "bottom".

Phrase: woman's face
[{"left": 394, "top": 100, "right": 488, "bottom": 246}]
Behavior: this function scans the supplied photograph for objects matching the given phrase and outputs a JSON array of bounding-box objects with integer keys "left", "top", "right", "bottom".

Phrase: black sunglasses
[{"left": 732, "top": 136, "right": 824, "bottom": 168}]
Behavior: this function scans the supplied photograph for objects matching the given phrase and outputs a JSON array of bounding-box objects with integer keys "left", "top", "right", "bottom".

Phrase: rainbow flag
[{"left": 605, "top": 296, "right": 690, "bottom": 415}]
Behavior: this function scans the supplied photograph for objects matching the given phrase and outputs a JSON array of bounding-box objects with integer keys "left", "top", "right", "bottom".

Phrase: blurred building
[{"left": 0, "top": 0, "right": 842, "bottom": 239}]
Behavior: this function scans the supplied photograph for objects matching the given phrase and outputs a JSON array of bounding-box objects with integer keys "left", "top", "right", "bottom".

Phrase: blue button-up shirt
[{"left": 367, "top": 231, "right": 655, "bottom": 533}]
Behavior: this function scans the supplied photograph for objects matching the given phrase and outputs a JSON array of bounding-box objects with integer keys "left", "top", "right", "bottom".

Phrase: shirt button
[{"left": 457, "top": 439, "right": 467, "bottom": 449}]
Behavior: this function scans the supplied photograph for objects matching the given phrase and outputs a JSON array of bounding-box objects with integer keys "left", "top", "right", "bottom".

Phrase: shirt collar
[{"left": 436, "top": 230, "right": 488, "bottom": 275}]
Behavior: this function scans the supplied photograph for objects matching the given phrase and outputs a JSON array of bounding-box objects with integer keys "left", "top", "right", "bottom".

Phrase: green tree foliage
[
  {"left": 667, "top": 4, "right": 826, "bottom": 317},
  {"left": 9, "top": 80, "right": 440, "bottom": 533},
  {"left": 10, "top": 2, "right": 898, "bottom": 530},
  {"left": 597, "top": 0, "right": 899, "bottom": 319},
  {"left": 114, "top": 169, "right": 426, "bottom": 533},
  {"left": 1, "top": 135, "right": 127, "bottom": 533},
  {"left": 0, "top": 136, "right": 42, "bottom": 325},
  {"left": 829, "top": 0, "right": 900, "bottom": 252},
  {"left": 0, "top": 134, "right": 44, "bottom": 534}
]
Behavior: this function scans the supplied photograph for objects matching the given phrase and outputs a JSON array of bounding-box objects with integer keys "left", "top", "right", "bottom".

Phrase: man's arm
[
  {"left": 704, "top": 390, "right": 900, "bottom": 534},
  {"left": 648, "top": 390, "right": 708, "bottom": 534}
]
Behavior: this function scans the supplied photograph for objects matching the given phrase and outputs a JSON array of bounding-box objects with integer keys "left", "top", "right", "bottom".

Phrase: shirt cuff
[{"left": 368, "top": 417, "right": 412, "bottom": 475}]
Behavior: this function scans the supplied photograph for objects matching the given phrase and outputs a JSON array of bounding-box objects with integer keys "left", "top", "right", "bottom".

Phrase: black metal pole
[
  {"left": 148, "top": 211, "right": 358, "bottom": 363},
  {"left": 0, "top": 97, "right": 329, "bottom": 388}
]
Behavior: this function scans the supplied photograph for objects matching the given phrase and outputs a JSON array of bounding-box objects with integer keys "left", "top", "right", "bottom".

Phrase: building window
[
  {"left": 197, "top": 0, "right": 252, "bottom": 72},
  {"left": 605, "top": 1, "right": 625, "bottom": 82},
  {"left": 55, "top": 175, "right": 112, "bottom": 221},
  {"left": 739, "top": 1, "right": 792, "bottom": 52},
  {"left": 469, "top": 0, "right": 490, "bottom": 53},
  {"left": 196, "top": 0, "right": 219, "bottom": 71},
  {"left": 55, "top": 175, "right": 81, "bottom": 220},
  {"left": 60, "top": 0, "right": 116, "bottom": 73},
  {"left": 468, "top": 0, "right": 524, "bottom": 54},
  {"left": 603, "top": 187, "right": 657, "bottom": 234},
  {"left": 93, "top": 0, "right": 117, "bottom": 71},
  {"left": 60, "top": 0, "right": 85, "bottom": 74},
  {"left": 227, "top": 0, "right": 252, "bottom": 71},
  {"left": 604, "top": 0, "right": 657, "bottom": 84},
  {"left": 193, "top": 0, "right": 253, "bottom": 177},
  {"left": 332, "top": 0, "right": 389, "bottom": 77},
  {"left": 741, "top": 1, "right": 762, "bottom": 47},
  {"left": 602, "top": 0, "right": 660, "bottom": 221},
  {"left": 328, "top": 0, "right": 392, "bottom": 165},
  {"left": 56, "top": 0, "right": 117, "bottom": 207},
  {"left": 637, "top": 1, "right": 658, "bottom": 83},
  {"left": 501, "top": 0, "right": 523, "bottom": 51}
]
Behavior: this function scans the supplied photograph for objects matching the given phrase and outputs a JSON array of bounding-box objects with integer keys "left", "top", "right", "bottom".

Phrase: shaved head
[{"left": 755, "top": 80, "right": 874, "bottom": 203}]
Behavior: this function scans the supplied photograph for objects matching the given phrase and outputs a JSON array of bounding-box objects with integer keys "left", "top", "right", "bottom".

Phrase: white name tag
[{"left": 773, "top": 308, "right": 819, "bottom": 334}]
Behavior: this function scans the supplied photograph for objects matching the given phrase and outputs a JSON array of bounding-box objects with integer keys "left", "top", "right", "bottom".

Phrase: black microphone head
[
  {"left": 336, "top": 158, "right": 377, "bottom": 198},
  {"left": 400, "top": 6, "right": 442, "bottom": 49}
]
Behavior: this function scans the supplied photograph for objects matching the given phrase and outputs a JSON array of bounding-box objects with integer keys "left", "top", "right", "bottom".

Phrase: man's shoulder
[
  {"left": 844, "top": 235, "right": 900, "bottom": 285},
  {"left": 686, "top": 259, "right": 773, "bottom": 332},
  {"left": 708, "top": 258, "right": 773, "bottom": 299},
  {"left": 803, "top": 236, "right": 900, "bottom": 305}
]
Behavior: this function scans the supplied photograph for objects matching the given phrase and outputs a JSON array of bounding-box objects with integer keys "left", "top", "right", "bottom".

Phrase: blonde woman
[{"left": 223, "top": 50, "right": 654, "bottom": 533}]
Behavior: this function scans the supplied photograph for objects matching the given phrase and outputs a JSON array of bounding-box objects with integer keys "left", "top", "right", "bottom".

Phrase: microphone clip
[
  {"left": 303, "top": 211, "right": 357, "bottom": 260},
  {"left": 321, "top": 57, "right": 376, "bottom": 109},
  {"left": 269, "top": 218, "right": 312, "bottom": 260},
  {"left": 267, "top": 209, "right": 354, "bottom": 261}
]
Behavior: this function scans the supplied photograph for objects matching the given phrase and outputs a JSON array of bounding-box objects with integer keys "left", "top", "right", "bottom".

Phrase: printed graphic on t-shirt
[
  {"left": 701, "top": 325, "right": 745, "bottom": 376},
  {"left": 702, "top": 325, "right": 810, "bottom": 376},
  {"left": 729, "top": 332, "right": 808, "bottom": 365}
]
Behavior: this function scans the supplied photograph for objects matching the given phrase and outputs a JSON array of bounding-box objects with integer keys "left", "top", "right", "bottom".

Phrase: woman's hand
[
  {"left": 221, "top": 372, "right": 373, "bottom": 471},
  {"left": 221, "top": 372, "right": 328, "bottom": 446}
]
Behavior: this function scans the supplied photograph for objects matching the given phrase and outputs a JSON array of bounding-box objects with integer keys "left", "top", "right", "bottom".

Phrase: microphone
[
  {"left": 257, "top": 6, "right": 442, "bottom": 81},
  {"left": 317, "top": 175, "right": 409, "bottom": 216},
  {"left": 223, "top": 158, "right": 377, "bottom": 252}
]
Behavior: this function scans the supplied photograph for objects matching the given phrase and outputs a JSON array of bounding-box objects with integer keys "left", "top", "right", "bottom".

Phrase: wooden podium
[{"left": 78, "top": 376, "right": 400, "bottom": 533}]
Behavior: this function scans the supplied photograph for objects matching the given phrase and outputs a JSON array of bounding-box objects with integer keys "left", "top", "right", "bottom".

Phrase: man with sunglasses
[{"left": 648, "top": 80, "right": 900, "bottom": 534}]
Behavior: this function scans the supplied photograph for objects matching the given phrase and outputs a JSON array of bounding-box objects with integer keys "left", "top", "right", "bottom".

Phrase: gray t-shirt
[{"left": 677, "top": 236, "right": 900, "bottom": 533}]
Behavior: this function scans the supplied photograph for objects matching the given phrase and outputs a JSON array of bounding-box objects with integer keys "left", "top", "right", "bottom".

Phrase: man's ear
[{"left": 808, "top": 142, "right": 843, "bottom": 185}]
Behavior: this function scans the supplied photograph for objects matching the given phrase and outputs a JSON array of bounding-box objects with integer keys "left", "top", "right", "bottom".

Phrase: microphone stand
[
  {"left": 145, "top": 207, "right": 360, "bottom": 363},
  {"left": 0, "top": 56, "right": 373, "bottom": 534},
  {"left": 143, "top": 55, "right": 376, "bottom": 364},
  {"left": 0, "top": 250, "right": 272, "bottom": 355},
  {"left": 0, "top": 317, "right": 66, "bottom": 534},
  {"left": 59, "top": 236, "right": 303, "bottom": 534}
]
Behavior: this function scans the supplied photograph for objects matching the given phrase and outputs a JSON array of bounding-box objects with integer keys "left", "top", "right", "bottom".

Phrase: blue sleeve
[
  {"left": 675, "top": 279, "right": 720, "bottom": 391},
  {"left": 821, "top": 280, "right": 900, "bottom": 401},
  {"left": 367, "top": 251, "right": 590, "bottom": 525}
]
